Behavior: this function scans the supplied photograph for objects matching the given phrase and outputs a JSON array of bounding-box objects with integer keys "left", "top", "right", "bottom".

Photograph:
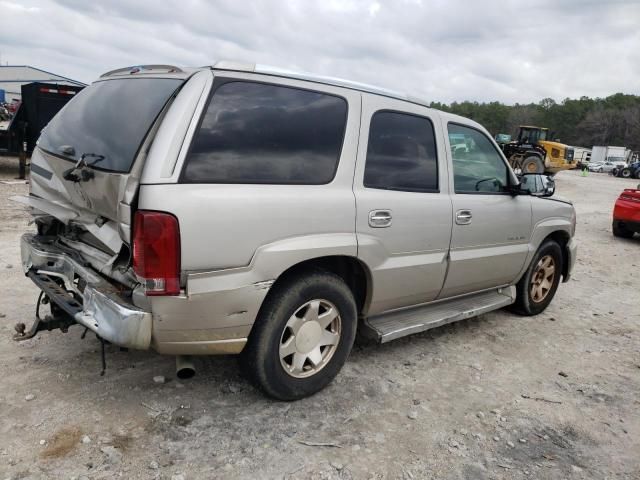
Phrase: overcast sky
[{"left": 1, "top": 0, "right": 639, "bottom": 104}]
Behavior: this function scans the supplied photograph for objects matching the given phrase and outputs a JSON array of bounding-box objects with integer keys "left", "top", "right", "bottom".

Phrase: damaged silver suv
[{"left": 13, "top": 62, "right": 577, "bottom": 400}]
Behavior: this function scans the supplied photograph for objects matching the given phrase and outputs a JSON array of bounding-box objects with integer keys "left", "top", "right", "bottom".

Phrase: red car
[{"left": 613, "top": 185, "right": 640, "bottom": 238}]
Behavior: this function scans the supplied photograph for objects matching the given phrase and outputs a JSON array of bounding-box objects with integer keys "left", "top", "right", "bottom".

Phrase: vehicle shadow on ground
[
  {"left": 12, "top": 307, "right": 513, "bottom": 403},
  {"left": 612, "top": 234, "right": 640, "bottom": 243},
  {"left": 0, "top": 156, "right": 26, "bottom": 178}
]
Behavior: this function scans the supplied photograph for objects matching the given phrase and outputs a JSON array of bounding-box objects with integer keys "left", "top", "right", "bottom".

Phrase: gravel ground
[{"left": 0, "top": 156, "right": 638, "bottom": 480}]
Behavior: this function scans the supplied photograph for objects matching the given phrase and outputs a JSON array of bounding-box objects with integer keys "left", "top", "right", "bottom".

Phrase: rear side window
[
  {"left": 364, "top": 111, "right": 438, "bottom": 192},
  {"left": 182, "top": 81, "right": 347, "bottom": 184},
  {"left": 39, "top": 78, "right": 182, "bottom": 173}
]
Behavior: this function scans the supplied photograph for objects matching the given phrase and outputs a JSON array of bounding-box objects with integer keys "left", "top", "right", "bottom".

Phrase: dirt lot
[{"left": 0, "top": 156, "right": 638, "bottom": 480}]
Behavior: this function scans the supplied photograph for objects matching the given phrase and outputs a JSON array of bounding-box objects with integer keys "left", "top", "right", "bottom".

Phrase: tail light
[{"left": 133, "top": 211, "right": 181, "bottom": 296}]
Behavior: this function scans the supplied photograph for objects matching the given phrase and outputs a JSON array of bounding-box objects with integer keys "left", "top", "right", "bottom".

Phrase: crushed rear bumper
[{"left": 20, "top": 233, "right": 151, "bottom": 350}]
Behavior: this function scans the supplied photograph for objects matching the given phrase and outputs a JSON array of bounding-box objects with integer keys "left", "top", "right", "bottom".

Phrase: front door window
[{"left": 448, "top": 124, "right": 509, "bottom": 194}]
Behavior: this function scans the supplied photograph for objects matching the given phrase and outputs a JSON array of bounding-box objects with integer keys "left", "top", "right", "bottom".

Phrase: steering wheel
[{"left": 475, "top": 177, "right": 502, "bottom": 191}]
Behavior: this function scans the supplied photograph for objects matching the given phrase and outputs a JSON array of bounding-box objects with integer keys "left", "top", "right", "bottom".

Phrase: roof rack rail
[
  {"left": 100, "top": 65, "right": 184, "bottom": 78},
  {"left": 210, "top": 60, "right": 430, "bottom": 108}
]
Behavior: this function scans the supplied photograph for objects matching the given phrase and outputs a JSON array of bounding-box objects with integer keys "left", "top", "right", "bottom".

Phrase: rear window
[
  {"left": 181, "top": 81, "right": 347, "bottom": 184},
  {"left": 38, "top": 78, "right": 182, "bottom": 173}
]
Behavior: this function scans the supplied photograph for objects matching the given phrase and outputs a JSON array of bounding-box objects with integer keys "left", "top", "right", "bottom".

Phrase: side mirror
[{"left": 517, "top": 173, "right": 555, "bottom": 197}]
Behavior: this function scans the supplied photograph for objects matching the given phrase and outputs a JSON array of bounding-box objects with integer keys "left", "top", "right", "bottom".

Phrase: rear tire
[
  {"left": 621, "top": 168, "right": 632, "bottom": 178},
  {"left": 522, "top": 156, "right": 544, "bottom": 174},
  {"left": 510, "top": 240, "right": 563, "bottom": 316},
  {"left": 613, "top": 221, "right": 634, "bottom": 239},
  {"left": 241, "top": 270, "right": 357, "bottom": 400}
]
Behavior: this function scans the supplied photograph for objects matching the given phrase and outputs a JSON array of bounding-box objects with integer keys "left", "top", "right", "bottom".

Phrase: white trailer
[
  {"left": 591, "top": 146, "right": 629, "bottom": 165},
  {"left": 572, "top": 147, "right": 591, "bottom": 165},
  {"left": 606, "top": 146, "right": 627, "bottom": 164},
  {"left": 591, "top": 146, "right": 607, "bottom": 164}
]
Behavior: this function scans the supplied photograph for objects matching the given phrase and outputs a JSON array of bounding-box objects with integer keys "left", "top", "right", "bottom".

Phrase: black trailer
[{"left": 0, "top": 82, "right": 84, "bottom": 177}]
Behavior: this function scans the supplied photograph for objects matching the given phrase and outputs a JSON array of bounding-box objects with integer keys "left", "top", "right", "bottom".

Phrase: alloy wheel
[
  {"left": 279, "top": 299, "right": 341, "bottom": 378},
  {"left": 530, "top": 255, "right": 556, "bottom": 303}
]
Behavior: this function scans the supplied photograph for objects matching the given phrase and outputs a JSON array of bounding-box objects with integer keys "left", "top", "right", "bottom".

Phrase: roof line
[
  {"left": 0, "top": 65, "right": 86, "bottom": 86},
  {"left": 210, "top": 60, "right": 432, "bottom": 109}
]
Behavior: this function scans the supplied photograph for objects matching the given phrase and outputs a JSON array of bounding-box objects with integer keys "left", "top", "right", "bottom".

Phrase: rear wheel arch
[{"left": 261, "top": 255, "right": 372, "bottom": 319}]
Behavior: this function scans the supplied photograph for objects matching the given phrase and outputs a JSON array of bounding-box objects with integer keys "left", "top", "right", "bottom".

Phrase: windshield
[{"left": 38, "top": 78, "right": 182, "bottom": 173}]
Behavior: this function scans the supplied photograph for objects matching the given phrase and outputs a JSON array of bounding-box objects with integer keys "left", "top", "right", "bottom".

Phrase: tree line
[{"left": 430, "top": 93, "right": 640, "bottom": 151}]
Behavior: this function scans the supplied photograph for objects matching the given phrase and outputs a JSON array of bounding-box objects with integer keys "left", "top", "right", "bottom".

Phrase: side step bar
[{"left": 363, "top": 287, "right": 516, "bottom": 343}]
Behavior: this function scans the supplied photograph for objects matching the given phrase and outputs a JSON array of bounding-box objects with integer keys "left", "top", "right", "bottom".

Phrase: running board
[{"left": 363, "top": 287, "right": 516, "bottom": 343}]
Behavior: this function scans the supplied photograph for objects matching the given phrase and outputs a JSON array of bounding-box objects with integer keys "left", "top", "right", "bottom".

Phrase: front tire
[
  {"left": 613, "top": 221, "right": 634, "bottom": 239},
  {"left": 621, "top": 168, "right": 632, "bottom": 178},
  {"left": 242, "top": 270, "right": 357, "bottom": 400},
  {"left": 510, "top": 240, "right": 563, "bottom": 316}
]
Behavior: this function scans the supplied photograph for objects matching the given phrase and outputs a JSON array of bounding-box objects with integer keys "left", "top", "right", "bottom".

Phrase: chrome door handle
[
  {"left": 369, "top": 209, "right": 392, "bottom": 228},
  {"left": 455, "top": 209, "right": 472, "bottom": 225}
]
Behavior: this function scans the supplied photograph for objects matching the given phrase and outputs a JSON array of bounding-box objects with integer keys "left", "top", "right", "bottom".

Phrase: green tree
[{"left": 431, "top": 94, "right": 640, "bottom": 150}]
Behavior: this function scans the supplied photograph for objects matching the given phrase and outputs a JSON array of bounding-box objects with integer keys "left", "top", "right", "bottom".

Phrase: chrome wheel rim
[
  {"left": 279, "top": 299, "right": 341, "bottom": 378},
  {"left": 530, "top": 255, "right": 556, "bottom": 303}
]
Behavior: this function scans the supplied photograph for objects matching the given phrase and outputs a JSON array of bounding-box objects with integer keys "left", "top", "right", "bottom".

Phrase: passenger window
[
  {"left": 448, "top": 124, "right": 508, "bottom": 193},
  {"left": 182, "top": 81, "right": 347, "bottom": 184},
  {"left": 364, "top": 111, "right": 438, "bottom": 192}
]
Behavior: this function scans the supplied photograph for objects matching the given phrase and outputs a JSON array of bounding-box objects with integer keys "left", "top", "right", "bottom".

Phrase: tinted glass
[
  {"left": 39, "top": 78, "right": 182, "bottom": 173},
  {"left": 364, "top": 111, "right": 438, "bottom": 192},
  {"left": 182, "top": 82, "right": 347, "bottom": 184},
  {"left": 448, "top": 123, "right": 508, "bottom": 193}
]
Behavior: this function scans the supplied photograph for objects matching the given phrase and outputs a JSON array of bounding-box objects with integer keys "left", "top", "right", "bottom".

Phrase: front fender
[{"left": 516, "top": 216, "right": 574, "bottom": 283}]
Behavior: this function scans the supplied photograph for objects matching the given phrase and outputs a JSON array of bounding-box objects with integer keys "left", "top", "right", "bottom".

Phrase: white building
[{"left": 0, "top": 65, "right": 85, "bottom": 103}]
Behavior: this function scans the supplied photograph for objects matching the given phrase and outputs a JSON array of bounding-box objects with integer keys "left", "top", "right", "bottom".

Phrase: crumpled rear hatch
[{"left": 14, "top": 75, "right": 185, "bottom": 258}]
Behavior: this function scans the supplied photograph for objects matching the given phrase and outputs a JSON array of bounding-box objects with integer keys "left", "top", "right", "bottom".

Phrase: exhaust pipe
[{"left": 176, "top": 355, "right": 195, "bottom": 380}]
